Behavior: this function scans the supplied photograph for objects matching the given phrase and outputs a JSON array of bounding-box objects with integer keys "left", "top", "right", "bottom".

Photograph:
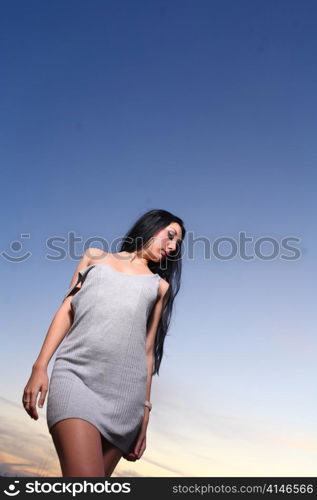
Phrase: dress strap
[{"left": 63, "top": 264, "right": 95, "bottom": 301}]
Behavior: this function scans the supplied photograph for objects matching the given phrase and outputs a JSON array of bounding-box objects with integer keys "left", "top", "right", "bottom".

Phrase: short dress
[{"left": 46, "top": 264, "right": 161, "bottom": 454}]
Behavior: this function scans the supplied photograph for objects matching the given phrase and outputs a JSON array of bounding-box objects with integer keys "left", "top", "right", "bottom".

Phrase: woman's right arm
[{"left": 22, "top": 251, "right": 91, "bottom": 420}]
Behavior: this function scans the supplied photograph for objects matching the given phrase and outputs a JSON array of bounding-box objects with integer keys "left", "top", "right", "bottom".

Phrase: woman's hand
[
  {"left": 123, "top": 411, "right": 150, "bottom": 461},
  {"left": 22, "top": 365, "right": 49, "bottom": 420}
]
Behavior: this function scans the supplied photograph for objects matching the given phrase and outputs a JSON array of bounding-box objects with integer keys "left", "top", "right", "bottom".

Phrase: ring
[{"left": 23, "top": 400, "right": 30, "bottom": 403}]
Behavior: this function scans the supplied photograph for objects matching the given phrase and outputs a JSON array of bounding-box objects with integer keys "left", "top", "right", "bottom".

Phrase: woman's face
[{"left": 146, "top": 222, "right": 183, "bottom": 262}]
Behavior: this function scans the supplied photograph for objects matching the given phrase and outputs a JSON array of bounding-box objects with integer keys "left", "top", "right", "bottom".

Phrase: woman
[{"left": 22, "top": 209, "right": 186, "bottom": 477}]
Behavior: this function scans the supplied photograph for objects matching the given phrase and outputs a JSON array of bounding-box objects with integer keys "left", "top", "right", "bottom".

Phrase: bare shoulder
[
  {"left": 158, "top": 276, "right": 170, "bottom": 299},
  {"left": 85, "top": 247, "right": 108, "bottom": 265}
]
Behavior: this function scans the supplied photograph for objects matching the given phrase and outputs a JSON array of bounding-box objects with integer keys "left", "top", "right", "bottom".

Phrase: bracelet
[{"left": 144, "top": 400, "right": 152, "bottom": 411}]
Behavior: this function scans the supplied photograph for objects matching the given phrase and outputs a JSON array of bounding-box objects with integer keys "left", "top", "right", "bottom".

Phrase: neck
[{"left": 120, "top": 250, "right": 148, "bottom": 267}]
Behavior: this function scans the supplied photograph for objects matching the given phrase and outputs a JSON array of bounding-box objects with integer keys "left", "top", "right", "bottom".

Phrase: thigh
[
  {"left": 50, "top": 418, "right": 105, "bottom": 477},
  {"left": 101, "top": 435, "right": 123, "bottom": 476}
]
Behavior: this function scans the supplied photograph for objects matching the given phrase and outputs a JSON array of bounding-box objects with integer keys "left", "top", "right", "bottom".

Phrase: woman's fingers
[
  {"left": 22, "top": 369, "right": 48, "bottom": 420},
  {"left": 134, "top": 435, "right": 146, "bottom": 459},
  {"left": 22, "top": 390, "right": 31, "bottom": 414},
  {"left": 38, "top": 386, "right": 48, "bottom": 408},
  {"left": 29, "top": 390, "right": 39, "bottom": 419},
  {"left": 22, "top": 388, "right": 39, "bottom": 419}
]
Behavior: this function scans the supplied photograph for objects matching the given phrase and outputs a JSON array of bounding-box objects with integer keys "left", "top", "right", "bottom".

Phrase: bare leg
[
  {"left": 50, "top": 418, "right": 105, "bottom": 477},
  {"left": 101, "top": 435, "right": 123, "bottom": 476}
]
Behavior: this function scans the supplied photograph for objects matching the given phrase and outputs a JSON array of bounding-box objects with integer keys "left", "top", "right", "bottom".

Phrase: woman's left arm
[
  {"left": 144, "top": 279, "right": 170, "bottom": 416},
  {"left": 124, "top": 280, "right": 169, "bottom": 461}
]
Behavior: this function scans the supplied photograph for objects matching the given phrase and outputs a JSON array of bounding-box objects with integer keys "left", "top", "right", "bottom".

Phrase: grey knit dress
[{"left": 46, "top": 264, "right": 161, "bottom": 455}]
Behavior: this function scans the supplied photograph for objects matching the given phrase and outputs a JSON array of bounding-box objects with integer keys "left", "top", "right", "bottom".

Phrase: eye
[{"left": 168, "top": 230, "right": 175, "bottom": 240}]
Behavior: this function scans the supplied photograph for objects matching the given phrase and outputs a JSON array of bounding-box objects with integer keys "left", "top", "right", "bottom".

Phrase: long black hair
[{"left": 119, "top": 209, "right": 186, "bottom": 375}]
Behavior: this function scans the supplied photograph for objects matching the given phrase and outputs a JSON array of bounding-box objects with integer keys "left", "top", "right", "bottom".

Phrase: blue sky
[{"left": 1, "top": 0, "right": 316, "bottom": 476}]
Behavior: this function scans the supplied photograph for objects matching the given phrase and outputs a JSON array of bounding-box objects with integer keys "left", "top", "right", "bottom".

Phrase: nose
[{"left": 167, "top": 242, "right": 177, "bottom": 253}]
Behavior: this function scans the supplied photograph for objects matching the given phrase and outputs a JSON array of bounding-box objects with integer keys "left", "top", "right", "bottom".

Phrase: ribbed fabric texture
[{"left": 46, "top": 264, "right": 160, "bottom": 454}]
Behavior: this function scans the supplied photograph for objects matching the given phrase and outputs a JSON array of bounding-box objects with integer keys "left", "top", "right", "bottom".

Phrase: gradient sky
[{"left": 1, "top": 0, "right": 316, "bottom": 477}]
